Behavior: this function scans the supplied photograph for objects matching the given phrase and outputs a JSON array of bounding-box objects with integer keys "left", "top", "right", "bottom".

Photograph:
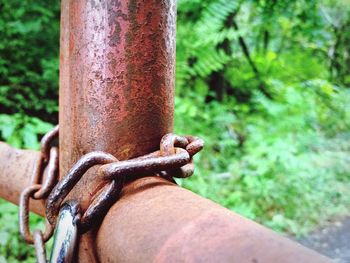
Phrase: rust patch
[{"left": 107, "top": 0, "right": 127, "bottom": 47}]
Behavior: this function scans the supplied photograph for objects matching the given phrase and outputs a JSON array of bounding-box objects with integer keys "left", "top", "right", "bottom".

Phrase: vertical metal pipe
[
  {"left": 60, "top": 0, "right": 175, "bottom": 205},
  {"left": 59, "top": 0, "right": 176, "bottom": 261},
  {"left": 60, "top": 0, "right": 175, "bottom": 168}
]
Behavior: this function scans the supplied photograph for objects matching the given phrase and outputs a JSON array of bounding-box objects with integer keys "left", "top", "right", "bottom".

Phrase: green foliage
[
  {"left": 0, "top": 200, "right": 37, "bottom": 262},
  {"left": 176, "top": 0, "right": 350, "bottom": 99},
  {"left": 176, "top": 81, "right": 350, "bottom": 235},
  {"left": 0, "top": 113, "right": 53, "bottom": 149},
  {"left": 0, "top": 113, "right": 53, "bottom": 261},
  {"left": 174, "top": 0, "right": 350, "bottom": 237},
  {"left": 176, "top": 0, "right": 240, "bottom": 93},
  {"left": 0, "top": 1, "right": 60, "bottom": 122}
]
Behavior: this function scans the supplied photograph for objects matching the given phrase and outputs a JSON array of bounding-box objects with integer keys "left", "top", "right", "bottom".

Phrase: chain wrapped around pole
[
  {"left": 46, "top": 133, "right": 204, "bottom": 234},
  {"left": 19, "top": 126, "right": 203, "bottom": 261}
]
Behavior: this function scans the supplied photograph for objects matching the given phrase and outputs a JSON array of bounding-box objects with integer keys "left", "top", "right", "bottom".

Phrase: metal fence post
[{"left": 59, "top": 0, "right": 176, "bottom": 261}]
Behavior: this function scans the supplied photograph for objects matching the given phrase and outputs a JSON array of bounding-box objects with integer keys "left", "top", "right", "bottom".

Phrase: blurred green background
[{"left": 1, "top": 0, "right": 350, "bottom": 261}]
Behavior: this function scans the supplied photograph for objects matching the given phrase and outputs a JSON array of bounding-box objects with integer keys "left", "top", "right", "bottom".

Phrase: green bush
[
  {"left": 0, "top": 1, "right": 60, "bottom": 122},
  {"left": 176, "top": 80, "right": 350, "bottom": 236}
]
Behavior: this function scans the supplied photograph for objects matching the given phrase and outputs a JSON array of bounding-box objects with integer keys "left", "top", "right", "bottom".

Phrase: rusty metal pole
[
  {"left": 59, "top": 0, "right": 175, "bottom": 203},
  {"left": 59, "top": 0, "right": 175, "bottom": 261}
]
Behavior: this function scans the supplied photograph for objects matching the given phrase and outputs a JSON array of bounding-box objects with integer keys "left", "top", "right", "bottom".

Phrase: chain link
[
  {"left": 30, "top": 125, "right": 59, "bottom": 186},
  {"left": 46, "top": 151, "right": 118, "bottom": 230},
  {"left": 46, "top": 133, "right": 204, "bottom": 234},
  {"left": 160, "top": 134, "right": 204, "bottom": 178},
  {"left": 33, "top": 147, "right": 59, "bottom": 199},
  {"left": 19, "top": 184, "right": 54, "bottom": 243},
  {"left": 18, "top": 125, "right": 59, "bottom": 258},
  {"left": 19, "top": 128, "right": 203, "bottom": 261},
  {"left": 33, "top": 230, "right": 47, "bottom": 263}
]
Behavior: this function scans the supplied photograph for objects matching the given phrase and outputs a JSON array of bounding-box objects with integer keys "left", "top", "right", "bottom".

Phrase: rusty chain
[
  {"left": 19, "top": 127, "right": 203, "bottom": 261},
  {"left": 46, "top": 151, "right": 120, "bottom": 233},
  {"left": 46, "top": 133, "right": 203, "bottom": 234},
  {"left": 19, "top": 125, "right": 59, "bottom": 262}
]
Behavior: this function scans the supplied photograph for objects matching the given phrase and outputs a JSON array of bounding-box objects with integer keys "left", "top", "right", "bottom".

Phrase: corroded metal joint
[{"left": 46, "top": 133, "right": 203, "bottom": 234}]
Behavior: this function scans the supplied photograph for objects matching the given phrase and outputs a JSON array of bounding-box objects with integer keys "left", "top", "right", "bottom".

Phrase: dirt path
[{"left": 298, "top": 217, "right": 350, "bottom": 263}]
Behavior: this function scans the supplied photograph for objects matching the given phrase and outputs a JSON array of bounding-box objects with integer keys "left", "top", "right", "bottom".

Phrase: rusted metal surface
[
  {"left": 19, "top": 184, "right": 54, "bottom": 243},
  {"left": 96, "top": 176, "right": 331, "bottom": 263},
  {"left": 56, "top": 0, "right": 331, "bottom": 262},
  {"left": 59, "top": 0, "right": 176, "bottom": 202},
  {"left": 0, "top": 142, "right": 45, "bottom": 214},
  {"left": 46, "top": 134, "right": 202, "bottom": 234},
  {"left": 59, "top": 0, "right": 176, "bottom": 260}
]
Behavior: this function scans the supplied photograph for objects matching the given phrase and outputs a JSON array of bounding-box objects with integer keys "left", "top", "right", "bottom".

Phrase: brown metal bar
[
  {"left": 0, "top": 142, "right": 45, "bottom": 215},
  {"left": 96, "top": 176, "right": 330, "bottom": 263}
]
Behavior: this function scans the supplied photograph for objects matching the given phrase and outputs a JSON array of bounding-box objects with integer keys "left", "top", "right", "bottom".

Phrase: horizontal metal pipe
[
  {"left": 94, "top": 176, "right": 330, "bottom": 263},
  {"left": 0, "top": 142, "right": 331, "bottom": 262},
  {"left": 0, "top": 142, "right": 45, "bottom": 215}
]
